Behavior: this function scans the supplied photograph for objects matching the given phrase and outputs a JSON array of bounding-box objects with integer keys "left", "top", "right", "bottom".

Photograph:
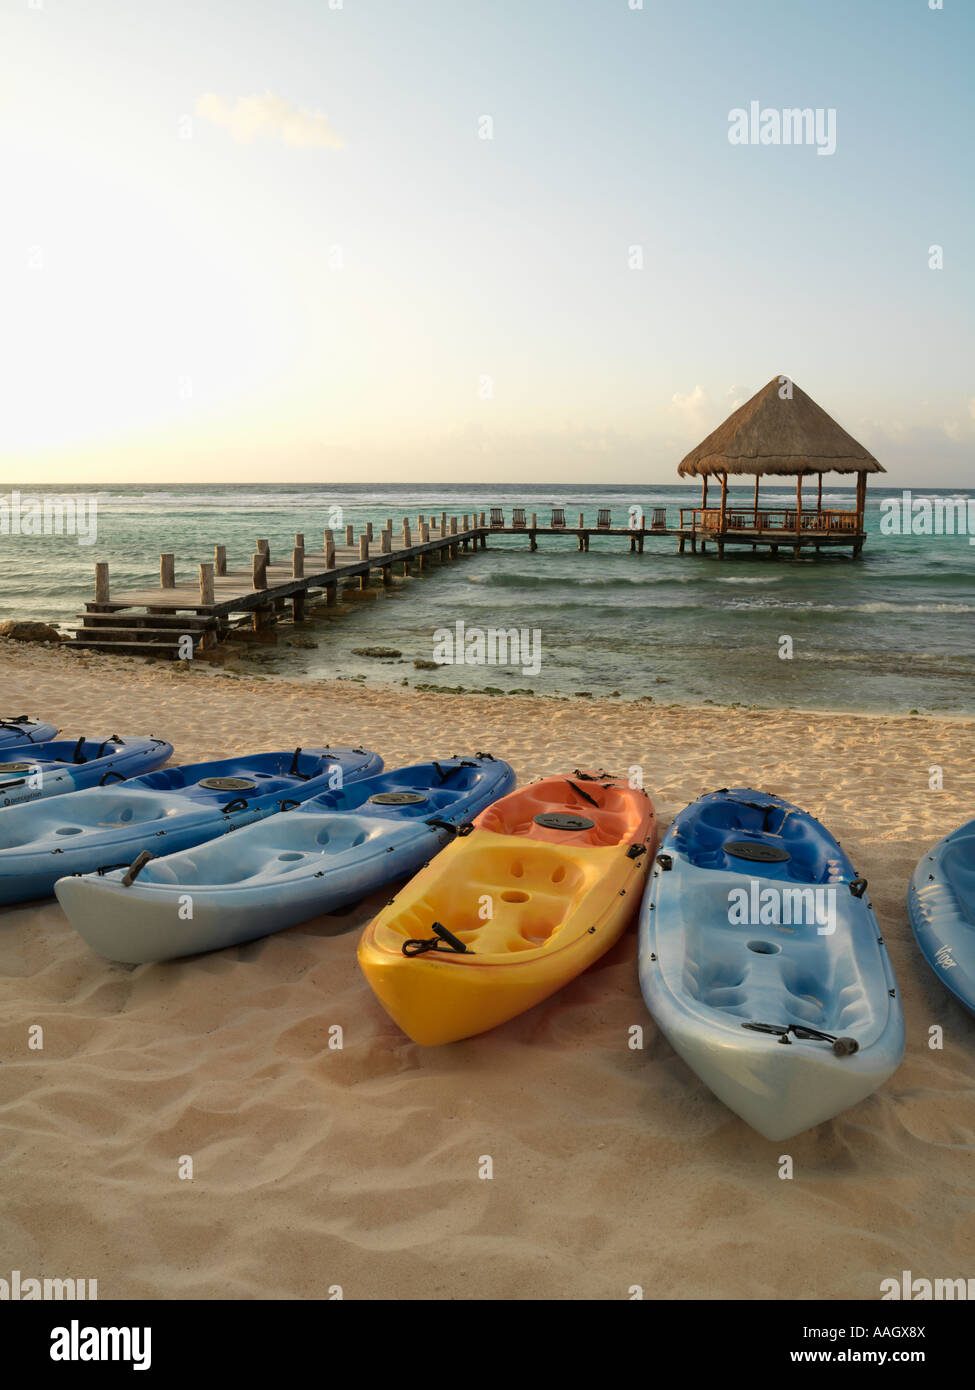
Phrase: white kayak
[
  {"left": 55, "top": 754, "right": 515, "bottom": 963},
  {"left": 639, "top": 787, "right": 904, "bottom": 1140}
]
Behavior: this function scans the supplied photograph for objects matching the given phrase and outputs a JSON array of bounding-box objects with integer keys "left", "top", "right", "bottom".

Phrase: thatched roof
[{"left": 677, "top": 377, "right": 884, "bottom": 478}]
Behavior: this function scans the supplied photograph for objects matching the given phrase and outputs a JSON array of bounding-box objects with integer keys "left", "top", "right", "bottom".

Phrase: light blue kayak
[
  {"left": 0, "top": 717, "right": 58, "bottom": 748},
  {"left": 909, "top": 819, "right": 975, "bottom": 1015},
  {"left": 55, "top": 754, "right": 516, "bottom": 963},
  {"left": 639, "top": 788, "right": 904, "bottom": 1139},
  {"left": 0, "top": 746, "right": 382, "bottom": 906},
  {"left": 0, "top": 736, "right": 174, "bottom": 809}
]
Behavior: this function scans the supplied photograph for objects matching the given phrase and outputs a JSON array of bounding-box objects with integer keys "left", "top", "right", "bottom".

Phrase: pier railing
[{"left": 679, "top": 507, "right": 860, "bottom": 534}]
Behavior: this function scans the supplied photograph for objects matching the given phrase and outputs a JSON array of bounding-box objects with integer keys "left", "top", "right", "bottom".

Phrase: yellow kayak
[{"left": 357, "top": 772, "right": 657, "bottom": 1044}]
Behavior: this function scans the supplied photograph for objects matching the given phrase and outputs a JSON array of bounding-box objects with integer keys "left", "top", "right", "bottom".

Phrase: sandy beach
[{"left": 0, "top": 641, "right": 972, "bottom": 1301}]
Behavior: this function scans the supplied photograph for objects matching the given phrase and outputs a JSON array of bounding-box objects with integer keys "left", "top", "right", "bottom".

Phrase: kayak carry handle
[
  {"left": 626, "top": 843, "right": 647, "bottom": 860},
  {"left": 656, "top": 852, "right": 673, "bottom": 870},
  {"left": 565, "top": 779, "right": 599, "bottom": 807},
  {"left": 288, "top": 747, "right": 312, "bottom": 779},
  {"left": 426, "top": 818, "right": 474, "bottom": 837},
  {"left": 849, "top": 877, "right": 868, "bottom": 898},
  {"left": 278, "top": 798, "right": 300, "bottom": 812},
  {"left": 402, "top": 922, "right": 471, "bottom": 957},
  {"left": 223, "top": 797, "right": 250, "bottom": 813},
  {"left": 743, "top": 1021, "right": 860, "bottom": 1057},
  {"left": 121, "top": 850, "right": 153, "bottom": 887},
  {"left": 99, "top": 770, "right": 126, "bottom": 786}
]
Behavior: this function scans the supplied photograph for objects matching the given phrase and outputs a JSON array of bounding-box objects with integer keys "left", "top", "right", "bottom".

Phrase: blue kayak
[
  {"left": 0, "top": 717, "right": 58, "bottom": 748},
  {"left": 639, "top": 788, "right": 904, "bottom": 1139},
  {"left": 0, "top": 736, "right": 174, "bottom": 809},
  {"left": 0, "top": 745, "right": 382, "bottom": 906},
  {"left": 909, "top": 819, "right": 975, "bottom": 1015},
  {"left": 55, "top": 755, "right": 515, "bottom": 963}
]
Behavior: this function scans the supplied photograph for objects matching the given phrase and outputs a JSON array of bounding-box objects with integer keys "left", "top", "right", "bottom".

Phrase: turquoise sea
[{"left": 1, "top": 483, "right": 973, "bottom": 715}]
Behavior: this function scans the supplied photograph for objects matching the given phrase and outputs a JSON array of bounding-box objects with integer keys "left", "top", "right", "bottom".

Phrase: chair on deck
[
  {"left": 596, "top": 509, "right": 611, "bottom": 528},
  {"left": 551, "top": 507, "right": 566, "bottom": 528},
  {"left": 512, "top": 508, "right": 527, "bottom": 529},
  {"left": 490, "top": 508, "right": 504, "bottom": 528},
  {"left": 650, "top": 507, "right": 667, "bottom": 530}
]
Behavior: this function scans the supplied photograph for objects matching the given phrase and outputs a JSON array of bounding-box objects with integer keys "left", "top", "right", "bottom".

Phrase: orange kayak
[{"left": 357, "top": 772, "right": 657, "bottom": 1044}]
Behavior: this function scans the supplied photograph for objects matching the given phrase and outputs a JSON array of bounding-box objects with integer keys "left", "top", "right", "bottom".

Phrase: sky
[{"left": 1, "top": 0, "right": 972, "bottom": 485}]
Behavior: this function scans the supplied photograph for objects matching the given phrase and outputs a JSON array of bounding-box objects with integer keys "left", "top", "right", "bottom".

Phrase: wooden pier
[
  {"left": 66, "top": 514, "right": 489, "bottom": 658},
  {"left": 66, "top": 494, "right": 870, "bottom": 660}
]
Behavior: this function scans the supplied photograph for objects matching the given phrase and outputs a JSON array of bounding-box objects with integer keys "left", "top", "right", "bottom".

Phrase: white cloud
[
  {"left": 671, "top": 384, "right": 707, "bottom": 417},
  {"left": 671, "top": 384, "right": 713, "bottom": 434},
  {"left": 196, "top": 92, "right": 344, "bottom": 149}
]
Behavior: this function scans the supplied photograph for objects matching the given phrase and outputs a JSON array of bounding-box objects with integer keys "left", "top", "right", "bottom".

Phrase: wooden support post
[
  {"left": 577, "top": 531, "right": 584, "bottom": 550},
  {"left": 358, "top": 534, "right": 369, "bottom": 589},
  {"left": 253, "top": 552, "right": 267, "bottom": 589},
  {"left": 753, "top": 474, "right": 760, "bottom": 527},
  {"left": 719, "top": 471, "right": 728, "bottom": 533},
  {"left": 381, "top": 563, "right": 392, "bottom": 586},
  {"left": 629, "top": 535, "right": 636, "bottom": 552},
  {"left": 293, "top": 591, "right": 305, "bottom": 621},
  {"left": 450, "top": 516, "right": 458, "bottom": 535},
  {"left": 440, "top": 511, "right": 447, "bottom": 531},
  {"left": 292, "top": 546, "right": 304, "bottom": 578},
  {"left": 325, "top": 583, "right": 337, "bottom": 606},
  {"left": 855, "top": 471, "right": 867, "bottom": 530},
  {"left": 530, "top": 512, "right": 537, "bottom": 529},
  {"left": 199, "top": 562, "right": 214, "bottom": 606},
  {"left": 817, "top": 473, "right": 823, "bottom": 512},
  {"left": 214, "top": 544, "right": 227, "bottom": 576},
  {"left": 345, "top": 524, "right": 354, "bottom": 546},
  {"left": 796, "top": 474, "right": 803, "bottom": 531},
  {"left": 294, "top": 532, "right": 305, "bottom": 550},
  {"left": 160, "top": 553, "right": 175, "bottom": 588},
  {"left": 402, "top": 521, "right": 411, "bottom": 547},
  {"left": 578, "top": 512, "right": 584, "bottom": 527},
  {"left": 324, "top": 532, "right": 335, "bottom": 568},
  {"left": 366, "top": 521, "right": 374, "bottom": 540},
  {"left": 381, "top": 529, "right": 391, "bottom": 554},
  {"left": 678, "top": 537, "right": 686, "bottom": 554},
  {"left": 94, "top": 562, "right": 110, "bottom": 604},
  {"left": 638, "top": 534, "right": 644, "bottom": 553},
  {"left": 257, "top": 538, "right": 270, "bottom": 561}
]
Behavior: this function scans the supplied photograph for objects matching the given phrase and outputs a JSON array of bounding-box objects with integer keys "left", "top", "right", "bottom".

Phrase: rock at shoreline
[
  {"left": 413, "top": 658, "right": 438, "bottom": 670},
  {"left": 0, "top": 620, "right": 61, "bottom": 644},
  {"left": 351, "top": 646, "right": 401, "bottom": 659}
]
